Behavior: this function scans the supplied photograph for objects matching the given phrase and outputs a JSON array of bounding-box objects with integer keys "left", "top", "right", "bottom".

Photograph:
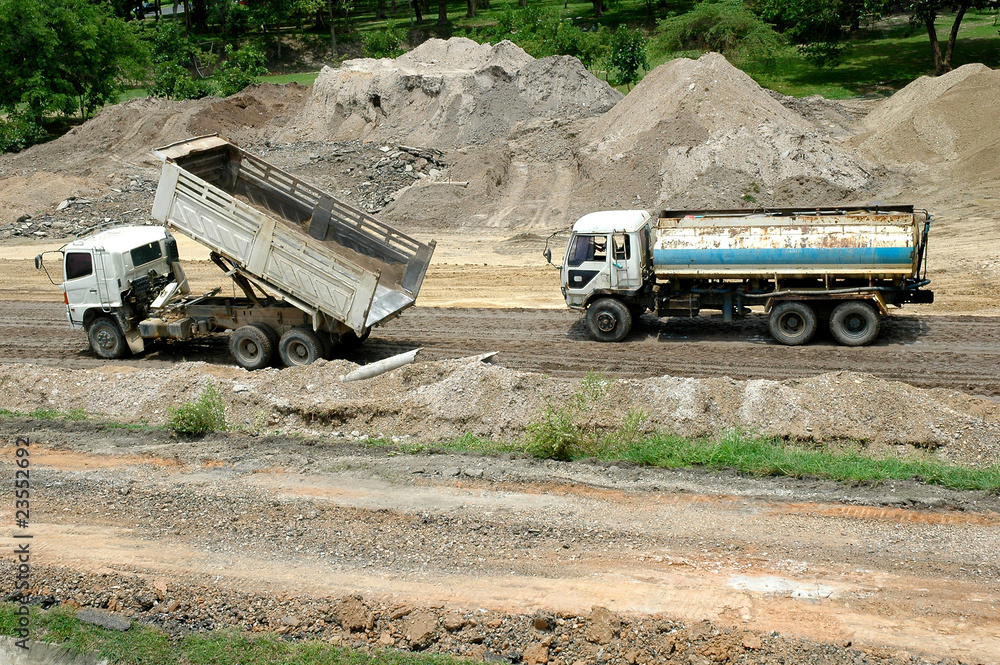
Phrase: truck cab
[
  {"left": 561, "top": 210, "right": 652, "bottom": 308},
  {"left": 41, "top": 226, "right": 179, "bottom": 357}
]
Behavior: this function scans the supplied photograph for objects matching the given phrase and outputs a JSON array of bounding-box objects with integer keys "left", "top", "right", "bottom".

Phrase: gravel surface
[{"left": 3, "top": 420, "right": 998, "bottom": 663}]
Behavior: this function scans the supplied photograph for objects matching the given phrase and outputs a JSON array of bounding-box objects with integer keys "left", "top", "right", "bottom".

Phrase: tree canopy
[{"left": 0, "top": 0, "right": 148, "bottom": 119}]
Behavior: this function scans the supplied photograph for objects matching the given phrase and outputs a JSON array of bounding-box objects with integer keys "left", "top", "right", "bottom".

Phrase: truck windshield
[
  {"left": 65, "top": 252, "right": 93, "bottom": 280},
  {"left": 567, "top": 235, "right": 607, "bottom": 267}
]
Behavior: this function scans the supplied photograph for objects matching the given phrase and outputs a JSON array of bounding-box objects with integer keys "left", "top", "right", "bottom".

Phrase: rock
[
  {"left": 464, "top": 468, "right": 484, "bottom": 479},
  {"left": 56, "top": 200, "right": 70, "bottom": 211},
  {"left": 443, "top": 466, "right": 461, "bottom": 477},
  {"left": 164, "top": 599, "right": 181, "bottom": 613},
  {"left": 281, "top": 615, "right": 301, "bottom": 627},
  {"left": 153, "top": 578, "right": 168, "bottom": 601},
  {"left": 585, "top": 606, "right": 620, "bottom": 645},
  {"left": 389, "top": 604, "right": 413, "bottom": 620},
  {"left": 742, "top": 633, "right": 762, "bottom": 650},
  {"left": 523, "top": 643, "right": 550, "bottom": 665},
  {"left": 77, "top": 608, "right": 132, "bottom": 631},
  {"left": 232, "top": 383, "right": 249, "bottom": 393},
  {"left": 133, "top": 592, "right": 156, "bottom": 610},
  {"left": 403, "top": 609, "right": 438, "bottom": 649},
  {"left": 533, "top": 613, "right": 553, "bottom": 631},
  {"left": 337, "top": 595, "right": 375, "bottom": 632},
  {"left": 442, "top": 612, "right": 467, "bottom": 631},
  {"left": 378, "top": 631, "right": 395, "bottom": 646}
]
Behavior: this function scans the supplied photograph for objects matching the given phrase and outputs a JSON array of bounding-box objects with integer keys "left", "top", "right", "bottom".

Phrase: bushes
[
  {"left": 654, "top": 0, "right": 782, "bottom": 73},
  {"left": 216, "top": 43, "right": 269, "bottom": 96},
  {"left": 168, "top": 383, "right": 227, "bottom": 436},
  {"left": 361, "top": 20, "right": 406, "bottom": 59},
  {"left": 0, "top": 113, "right": 47, "bottom": 154},
  {"left": 145, "top": 21, "right": 268, "bottom": 99},
  {"left": 608, "top": 28, "right": 648, "bottom": 89}
]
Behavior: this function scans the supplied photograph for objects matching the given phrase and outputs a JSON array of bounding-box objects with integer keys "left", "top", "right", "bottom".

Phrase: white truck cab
[
  {"left": 561, "top": 210, "right": 652, "bottom": 309},
  {"left": 38, "top": 226, "right": 181, "bottom": 357}
]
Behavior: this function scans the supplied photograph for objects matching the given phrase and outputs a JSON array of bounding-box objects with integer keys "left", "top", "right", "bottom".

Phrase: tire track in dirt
[{"left": 2, "top": 300, "right": 999, "bottom": 395}]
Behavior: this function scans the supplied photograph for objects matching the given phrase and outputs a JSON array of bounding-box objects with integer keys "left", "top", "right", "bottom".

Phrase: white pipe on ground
[{"left": 339, "top": 348, "right": 421, "bottom": 382}]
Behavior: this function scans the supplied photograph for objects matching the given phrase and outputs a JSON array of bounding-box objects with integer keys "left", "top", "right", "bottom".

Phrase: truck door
[
  {"left": 63, "top": 250, "right": 96, "bottom": 326},
  {"left": 564, "top": 234, "right": 610, "bottom": 295},
  {"left": 609, "top": 232, "right": 641, "bottom": 291}
]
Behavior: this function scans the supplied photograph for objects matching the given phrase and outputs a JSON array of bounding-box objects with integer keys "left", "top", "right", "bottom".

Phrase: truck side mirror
[
  {"left": 34, "top": 254, "right": 43, "bottom": 270},
  {"left": 543, "top": 247, "right": 552, "bottom": 265}
]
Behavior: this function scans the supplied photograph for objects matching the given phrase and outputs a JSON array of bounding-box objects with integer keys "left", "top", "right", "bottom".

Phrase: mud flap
[{"left": 125, "top": 327, "right": 145, "bottom": 354}]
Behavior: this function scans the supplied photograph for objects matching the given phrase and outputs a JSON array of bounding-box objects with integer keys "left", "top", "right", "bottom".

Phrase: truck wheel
[
  {"left": 87, "top": 317, "right": 128, "bottom": 359},
  {"left": 340, "top": 327, "right": 371, "bottom": 350},
  {"left": 278, "top": 327, "right": 324, "bottom": 367},
  {"left": 829, "top": 301, "right": 881, "bottom": 346},
  {"left": 586, "top": 298, "right": 633, "bottom": 342},
  {"left": 231, "top": 325, "right": 274, "bottom": 370},
  {"left": 769, "top": 301, "right": 817, "bottom": 346},
  {"left": 250, "top": 322, "right": 280, "bottom": 352}
]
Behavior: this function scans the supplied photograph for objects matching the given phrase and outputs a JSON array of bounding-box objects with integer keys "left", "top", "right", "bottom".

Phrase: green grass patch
[
  {"left": 403, "top": 372, "right": 1000, "bottom": 493},
  {"left": 0, "top": 603, "right": 472, "bottom": 665},
  {"left": 260, "top": 71, "right": 321, "bottom": 86},
  {"left": 753, "top": 11, "right": 1000, "bottom": 98},
  {"left": 0, "top": 407, "right": 89, "bottom": 421}
]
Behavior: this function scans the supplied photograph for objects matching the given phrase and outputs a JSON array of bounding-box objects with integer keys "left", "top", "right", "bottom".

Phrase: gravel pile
[
  {"left": 578, "top": 53, "right": 878, "bottom": 209},
  {"left": 278, "top": 38, "right": 622, "bottom": 148},
  {"left": 1, "top": 356, "right": 997, "bottom": 467}
]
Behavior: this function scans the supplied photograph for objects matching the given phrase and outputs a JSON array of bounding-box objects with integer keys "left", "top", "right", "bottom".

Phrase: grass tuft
[
  {"left": 0, "top": 603, "right": 471, "bottom": 665},
  {"left": 168, "top": 383, "right": 227, "bottom": 437}
]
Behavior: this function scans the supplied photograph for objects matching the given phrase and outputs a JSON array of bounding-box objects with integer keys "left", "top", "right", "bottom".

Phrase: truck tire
[
  {"left": 87, "top": 316, "right": 128, "bottom": 359},
  {"left": 769, "top": 301, "right": 817, "bottom": 346},
  {"left": 340, "top": 327, "right": 371, "bottom": 351},
  {"left": 278, "top": 327, "right": 324, "bottom": 367},
  {"left": 586, "top": 298, "right": 633, "bottom": 342},
  {"left": 829, "top": 300, "right": 881, "bottom": 346},
  {"left": 231, "top": 325, "right": 274, "bottom": 370},
  {"left": 251, "top": 322, "right": 280, "bottom": 350}
]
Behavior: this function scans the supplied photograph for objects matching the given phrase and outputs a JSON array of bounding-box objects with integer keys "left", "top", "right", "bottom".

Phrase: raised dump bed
[{"left": 151, "top": 135, "right": 435, "bottom": 335}]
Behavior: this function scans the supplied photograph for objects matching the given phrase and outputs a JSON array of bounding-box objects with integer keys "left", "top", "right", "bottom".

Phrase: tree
[
  {"left": 750, "top": 0, "right": 866, "bottom": 66},
  {"left": 608, "top": 28, "right": 648, "bottom": 90},
  {"left": 906, "top": 0, "right": 992, "bottom": 74},
  {"left": 752, "top": 0, "right": 993, "bottom": 74},
  {"left": 0, "top": 0, "right": 148, "bottom": 119},
  {"left": 659, "top": 1, "right": 782, "bottom": 72},
  {"left": 438, "top": 0, "right": 448, "bottom": 25}
]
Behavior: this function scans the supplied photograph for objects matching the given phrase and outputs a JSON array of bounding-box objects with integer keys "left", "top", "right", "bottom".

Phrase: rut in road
[{"left": 3, "top": 301, "right": 998, "bottom": 395}]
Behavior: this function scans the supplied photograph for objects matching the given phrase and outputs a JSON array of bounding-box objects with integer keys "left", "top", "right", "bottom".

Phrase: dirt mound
[
  {"left": 855, "top": 63, "right": 1000, "bottom": 183},
  {"left": 2, "top": 358, "right": 997, "bottom": 467},
  {"left": 578, "top": 53, "right": 877, "bottom": 209},
  {"left": 278, "top": 37, "right": 622, "bottom": 148},
  {"left": 0, "top": 84, "right": 309, "bottom": 223}
]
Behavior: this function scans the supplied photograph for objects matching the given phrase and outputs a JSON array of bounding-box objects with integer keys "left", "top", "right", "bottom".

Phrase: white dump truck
[
  {"left": 547, "top": 206, "right": 933, "bottom": 346},
  {"left": 36, "top": 135, "right": 435, "bottom": 369}
]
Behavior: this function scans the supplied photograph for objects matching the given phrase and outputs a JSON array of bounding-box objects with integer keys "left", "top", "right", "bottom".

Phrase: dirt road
[
  {"left": 2, "top": 422, "right": 997, "bottom": 664},
  {"left": 4, "top": 300, "right": 999, "bottom": 396}
]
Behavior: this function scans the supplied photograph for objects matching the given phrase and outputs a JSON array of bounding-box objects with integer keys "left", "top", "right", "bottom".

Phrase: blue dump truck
[{"left": 547, "top": 206, "right": 933, "bottom": 346}]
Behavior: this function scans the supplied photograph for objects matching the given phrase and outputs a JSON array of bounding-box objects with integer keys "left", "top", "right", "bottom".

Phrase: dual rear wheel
[
  {"left": 768, "top": 300, "right": 880, "bottom": 347},
  {"left": 230, "top": 324, "right": 340, "bottom": 370}
]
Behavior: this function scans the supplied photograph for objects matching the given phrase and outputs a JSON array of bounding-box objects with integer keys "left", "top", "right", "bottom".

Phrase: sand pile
[
  {"left": 856, "top": 63, "right": 1000, "bottom": 185},
  {"left": 279, "top": 37, "right": 622, "bottom": 148},
  {"left": 578, "top": 53, "right": 877, "bottom": 208}
]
